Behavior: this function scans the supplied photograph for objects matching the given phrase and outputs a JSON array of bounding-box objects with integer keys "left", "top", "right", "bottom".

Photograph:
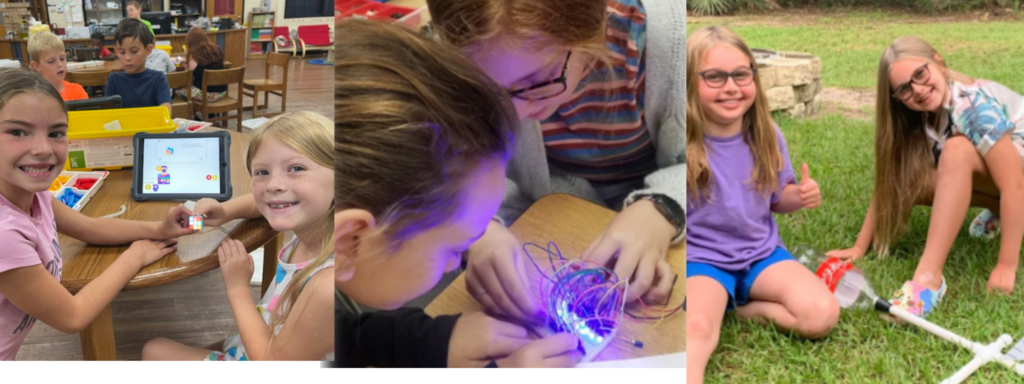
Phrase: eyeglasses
[
  {"left": 508, "top": 51, "right": 572, "bottom": 101},
  {"left": 698, "top": 67, "right": 756, "bottom": 88},
  {"left": 892, "top": 62, "right": 930, "bottom": 101}
]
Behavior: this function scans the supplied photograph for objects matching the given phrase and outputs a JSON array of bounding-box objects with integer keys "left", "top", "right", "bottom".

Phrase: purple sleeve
[{"left": 770, "top": 127, "right": 797, "bottom": 204}]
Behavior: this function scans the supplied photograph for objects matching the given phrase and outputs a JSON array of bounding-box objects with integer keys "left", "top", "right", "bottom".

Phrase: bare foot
[{"left": 986, "top": 263, "right": 1017, "bottom": 294}]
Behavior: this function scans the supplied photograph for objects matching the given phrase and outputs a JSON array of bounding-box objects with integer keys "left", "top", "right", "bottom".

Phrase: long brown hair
[
  {"left": 872, "top": 36, "right": 974, "bottom": 256},
  {"left": 335, "top": 19, "right": 518, "bottom": 245},
  {"left": 184, "top": 27, "right": 223, "bottom": 66},
  {"left": 686, "top": 26, "right": 781, "bottom": 204},
  {"left": 245, "top": 111, "right": 334, "bottom": 358}
]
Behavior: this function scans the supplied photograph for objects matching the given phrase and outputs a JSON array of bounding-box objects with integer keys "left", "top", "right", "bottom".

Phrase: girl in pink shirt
[{"left": 0, "top": 69, "right": 196, "bottom": 360}]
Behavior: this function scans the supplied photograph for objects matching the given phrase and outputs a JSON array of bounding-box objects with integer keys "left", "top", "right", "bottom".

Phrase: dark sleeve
[
  {"left": 103, "top": 75, "right": 114, "bottom": 97},
  {"left": 336, "top": 307, "right": 461, "bottom": 368},
  {"left": 154, "top": 72, "right": 172, "bottom": 105}
]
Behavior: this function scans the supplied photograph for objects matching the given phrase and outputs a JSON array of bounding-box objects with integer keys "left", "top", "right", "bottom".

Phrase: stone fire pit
[{"left": 754, "top": 49, "right": 822, "bottom": 118}]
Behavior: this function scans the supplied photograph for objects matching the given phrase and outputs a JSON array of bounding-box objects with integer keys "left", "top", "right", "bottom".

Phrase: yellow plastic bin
[
  {"left": 66, "top": 107, "right": 176, "bottom": 171},
  {"left": 155, "top": 45, "right": 172, "bottom": 56}
]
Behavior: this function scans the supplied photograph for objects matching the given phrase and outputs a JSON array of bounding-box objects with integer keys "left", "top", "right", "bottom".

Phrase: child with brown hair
[
  {"left": 27, "top": 32, "right": 87, "bottom": 101},
  {"left": 0, "top": 69, "right": 195, "bottom": 360},
  {"left": 427, "top": 0, "right": 686, "bottom": 323},
  {"left": 335, "top": 19, "right": 581, "bottom": 368},
  {"left": 105, "top": 18, "right": 172, "bottom": 114},
  {"left": 685, "top": 26, "right": 837, "bottom": 384},
  {"left": 829, "top": 36, "right": 1024, "bottom": 314},
  {"left": 178, "top": 27, "right": 226, "bottom": 103}
]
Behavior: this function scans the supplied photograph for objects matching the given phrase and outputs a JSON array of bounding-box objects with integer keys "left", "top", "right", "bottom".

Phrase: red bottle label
[{"left": 815, "top": 257, "right": 853, "bottom": 292}]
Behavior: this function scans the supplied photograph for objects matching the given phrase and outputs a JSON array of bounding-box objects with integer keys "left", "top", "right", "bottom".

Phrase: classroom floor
[
  {"left": 204, "top": 54, "right": 334, "bottom": 133},
  {"left": 16, "top": 54, "right": 332, "bottom": 361}
]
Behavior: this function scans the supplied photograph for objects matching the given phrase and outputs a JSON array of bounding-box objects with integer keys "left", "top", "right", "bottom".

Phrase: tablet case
[{"left": 131, "top": 131, "right": 233, "bottom": 202}]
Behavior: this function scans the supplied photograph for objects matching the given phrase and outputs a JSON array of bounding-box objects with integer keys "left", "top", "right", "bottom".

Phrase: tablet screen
[{"left": 139, "top": 136, "right": 224, "bottom": 194}]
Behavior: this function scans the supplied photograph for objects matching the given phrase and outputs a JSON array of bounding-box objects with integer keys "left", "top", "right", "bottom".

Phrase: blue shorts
[{"left": 686, "top": 246, "right": 795, "bottom": 310}]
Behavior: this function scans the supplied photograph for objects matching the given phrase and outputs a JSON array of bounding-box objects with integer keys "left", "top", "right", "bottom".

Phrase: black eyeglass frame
[{"left": 507, "top": 50, "right": 573, "bottom": 101}]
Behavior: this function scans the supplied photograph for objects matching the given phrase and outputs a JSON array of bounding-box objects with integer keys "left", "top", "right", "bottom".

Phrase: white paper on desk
[
  {"left": 103, "top": 120, "right": 123, "bottom": 131},
  {"left": 576, "top": 352, "right": 685, "bottom": 368},
  {"left": 72, "top": 14, "right": 82, "bottom": 22}
]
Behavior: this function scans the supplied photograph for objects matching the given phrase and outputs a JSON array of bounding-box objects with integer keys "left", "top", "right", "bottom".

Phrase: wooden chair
[
  {"left": 242, "top": 52, "right": 289, "bottom": 118},
  {"left": 192, "top": 66, "right": 245, "bottom": 131},
  {"left": 165, "top": 70, "right": 192, "bottom": 120},
  {"left": 66, "top": 70, "right": 111, "bottom": 97}
]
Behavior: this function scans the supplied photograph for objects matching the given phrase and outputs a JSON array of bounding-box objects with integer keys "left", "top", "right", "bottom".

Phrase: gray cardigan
[{"left": 498, "top": 0, "right": 686, "bottom": 243}]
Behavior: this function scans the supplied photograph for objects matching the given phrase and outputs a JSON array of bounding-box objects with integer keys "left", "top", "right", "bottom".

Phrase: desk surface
[
  {"left": 425, "top": 194, "right": 685, "bottom": 362},
  {"left": 58, "top": 128, "right": 277, "bottom": 294},
  {"left": 69, "top": 59, "right": 233, "bottom": 73}
]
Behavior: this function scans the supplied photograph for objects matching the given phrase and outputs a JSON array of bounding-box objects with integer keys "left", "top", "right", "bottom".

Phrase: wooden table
[
  {"left": 69, "top": 59, "right": 233, "bottom": 73},
  {"left": 58, "top": 128, "right": 280, "bottom": 360},
  {"left": 425, "top": 194, "right": 685, "bottom": 363}
]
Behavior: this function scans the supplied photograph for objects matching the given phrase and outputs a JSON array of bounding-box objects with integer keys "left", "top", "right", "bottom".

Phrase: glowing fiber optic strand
[{"left": 523, "top": 242, "right": 625, "bottom": 344}]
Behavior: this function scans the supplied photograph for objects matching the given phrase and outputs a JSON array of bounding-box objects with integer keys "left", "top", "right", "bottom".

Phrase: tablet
[{"left": 131, "top": 131, "right": 232, "bottom": 202}]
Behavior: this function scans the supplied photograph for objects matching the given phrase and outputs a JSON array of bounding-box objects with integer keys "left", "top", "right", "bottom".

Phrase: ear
[
  {"left": 334, "top": 208, "right": 376, "bottom": 282},
  {"left": 933, "top": 53, "right": 943, "bottom": 63},
  {"left": 145, "top": 44, "right": 154, "bottom": 55},
  {"left": 29, "top": 61, "right": 40, "bottom": 71}
]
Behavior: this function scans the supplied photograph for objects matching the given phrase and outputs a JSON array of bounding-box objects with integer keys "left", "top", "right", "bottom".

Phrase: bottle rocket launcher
[{"left": 809, "top": 254, "right": 1024, "bottom": 384}]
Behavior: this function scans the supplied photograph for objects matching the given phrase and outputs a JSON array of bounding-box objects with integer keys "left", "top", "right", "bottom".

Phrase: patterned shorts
[{"left": 176, "top": 86, "right": 226, "bottom": 103}]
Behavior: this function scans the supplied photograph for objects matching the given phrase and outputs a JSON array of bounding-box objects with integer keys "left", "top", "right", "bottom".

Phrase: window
[{"left": 284, "top": 0, "right": 332, "bottom": 18}]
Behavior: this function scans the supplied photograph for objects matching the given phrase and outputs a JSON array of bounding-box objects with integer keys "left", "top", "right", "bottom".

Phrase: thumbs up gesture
[{"left": 799, "top": 163, "right": 821, "bottom": 209}]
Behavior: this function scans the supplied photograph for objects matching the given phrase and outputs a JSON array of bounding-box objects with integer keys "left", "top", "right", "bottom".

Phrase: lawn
[
  {"left": 687, "top": 12, "right": 1024, "bottom": 384},
  {"left": 688, "top": 11, "right": 1024, "bottom": 90}
]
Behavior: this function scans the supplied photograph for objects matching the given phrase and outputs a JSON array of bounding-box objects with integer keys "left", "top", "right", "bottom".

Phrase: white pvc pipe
[{"left": 887, "top": 305, "right": 1024, "bottom": 383}]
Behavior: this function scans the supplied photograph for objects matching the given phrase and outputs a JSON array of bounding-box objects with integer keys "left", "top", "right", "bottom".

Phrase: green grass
[
  {"left": 704, "top": 114, "right": 1024, "bottom": 383},
  {"left": 689, "top": 14, "right": 1024, "bottom": 383},
  {"left": 687, "top": 14, "right": 1024, "bottom": 90}
]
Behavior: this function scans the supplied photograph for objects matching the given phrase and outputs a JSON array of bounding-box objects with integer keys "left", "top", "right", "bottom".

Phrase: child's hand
[
  {"left": 826, "top": 246, "right": 866, "bottom": 262},
  {"left": 158, "top": 204, "right": 196, "bottom": 239},
  {"left": 494, "top": 333, "right": 583, "bottom": 368},
  {"left": 447, "top": 312, "right": 530, "bottom": 368},
  {"left": 799, "top": 164, "right": 821, "bottom": 209},
  {"left": 582, "top": 198, "right": 675, "bottom": 304},
  {"left": 465, "top": 221, "right": 544, "bottom": 325},
  {"left": 126, "top": 239, "right": 178, "bottom": 268},
  {"left": 193, "top": 198, "right": 228, "bottom": 227},
  {"left": 217, "top": 238, "right": 254, "bottom": 291}
]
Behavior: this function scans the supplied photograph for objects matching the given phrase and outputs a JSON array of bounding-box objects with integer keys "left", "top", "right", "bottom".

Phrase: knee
[
  {"left": 794, "top": 296, "right": 840, "bottom": 339},
  {"left": 938, "top": 137, "right": 976, "bottom": 173},
  {"left": 687, "top": 314, "right": 722, "bottom": 347},
  {"left": 142, "top": 337, "right": 169, "bottom": 361}
]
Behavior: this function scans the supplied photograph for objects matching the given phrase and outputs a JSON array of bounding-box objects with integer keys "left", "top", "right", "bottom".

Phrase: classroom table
[
  {"left": 425, "top": 193, "right": 685, "bottom": 364},
  {"left": 57, "top": 127, "right": 280, "bottom": 360},
  {"left": 68, "top": 59, "right": 233, "bottom": 73}
]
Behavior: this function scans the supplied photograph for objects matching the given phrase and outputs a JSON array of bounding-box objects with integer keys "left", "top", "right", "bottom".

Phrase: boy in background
[
  {"left": 28, "top": 32, "right": 88, "bottom": 101},
  {"left": 105, "top": 19, "right": 172, "bottom": 115}
]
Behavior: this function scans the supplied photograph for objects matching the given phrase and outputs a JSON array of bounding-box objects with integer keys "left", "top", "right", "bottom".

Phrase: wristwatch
[{"left": 636, "top": 193, "right": 685, "bottom": 239}]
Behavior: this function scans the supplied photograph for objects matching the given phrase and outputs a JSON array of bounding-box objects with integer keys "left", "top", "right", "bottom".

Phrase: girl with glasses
[
  {"left": 427, "top": 0, "right": 686, "bottom": 328},
  {"left": 828, "top": 36, "right": 1024, "bottom": 317},
  {"left": 685, "top": 26, "right": 836, "bottom": 384}
]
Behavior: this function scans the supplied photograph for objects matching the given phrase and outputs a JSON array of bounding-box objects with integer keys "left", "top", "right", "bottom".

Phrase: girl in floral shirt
[{"left": 829, "top": 36, "right": 1024, "bottom": 318}]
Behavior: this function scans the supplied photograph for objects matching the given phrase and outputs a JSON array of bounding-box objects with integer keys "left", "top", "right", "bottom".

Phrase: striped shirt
[{"left": 541, "top": 0, "right": 655, "bottom": 187}]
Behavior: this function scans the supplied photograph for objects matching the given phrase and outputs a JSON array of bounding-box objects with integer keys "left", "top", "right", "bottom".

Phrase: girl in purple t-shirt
[
  {"left": 685, "top": 26, "right": 838, "bottom": 384},
  {"left": 0, "top": 69, "right": 195, "bottom": 360}
]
